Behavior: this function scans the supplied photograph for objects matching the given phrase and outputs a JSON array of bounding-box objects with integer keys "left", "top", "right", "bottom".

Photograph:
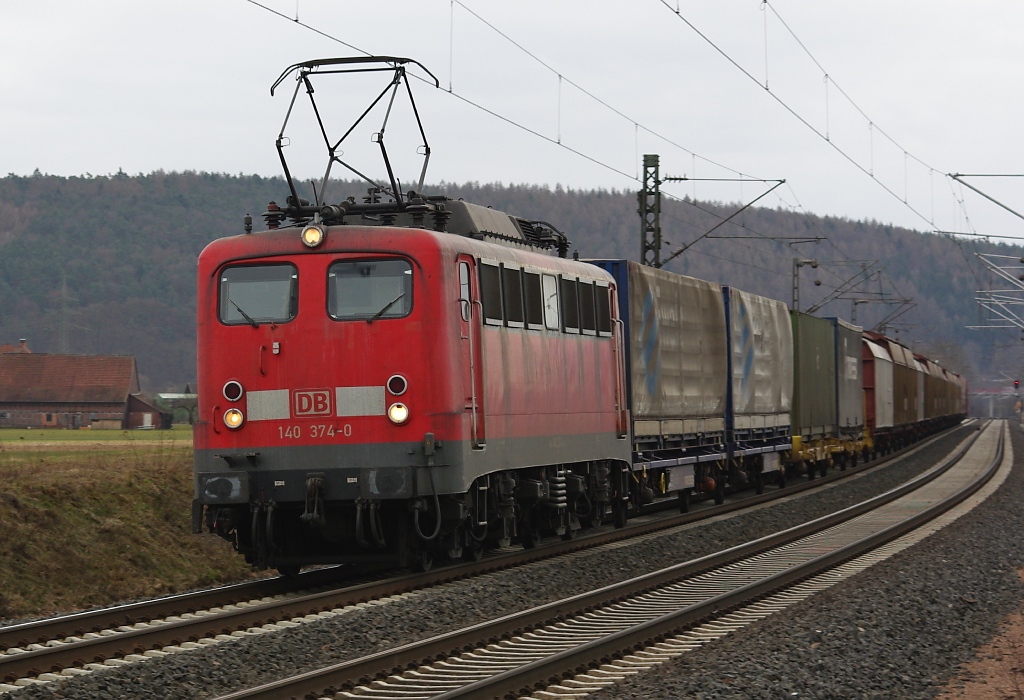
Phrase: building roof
[
  {"left": 0, "top": 354, "right": 139, "bottom": 404},
  {"left": 0, "top": 339, "right": 31, "bottom": 354}
]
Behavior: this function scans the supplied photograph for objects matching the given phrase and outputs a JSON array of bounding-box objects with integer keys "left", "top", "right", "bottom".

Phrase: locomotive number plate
[{"left": 278, "top": 424, "right": 353, "bottom": 439}]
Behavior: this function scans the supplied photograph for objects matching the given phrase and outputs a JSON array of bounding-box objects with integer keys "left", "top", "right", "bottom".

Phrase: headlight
[
  {"left": 301, "top": 224, "right": 325, "bottom": 248},
  {"left": 224, "top": 408, "right": 245, "bottom": 430},
  {"left": 387, "top": 403, "right": 409, "bottom": 425}
]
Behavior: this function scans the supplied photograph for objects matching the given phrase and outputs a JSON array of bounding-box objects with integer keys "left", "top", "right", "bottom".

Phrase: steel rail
[
  {"left": 210, "top": 422, "right": 989, "bottom": 700},
  {"left": 443, "top": 423, "right": 1004, "bottom": 700},
  {"left": 0, "top": 567, "right": 348, "bottom": 651},
  {"left": 0, "top": 421, "right": 974, "bottom": 684}
]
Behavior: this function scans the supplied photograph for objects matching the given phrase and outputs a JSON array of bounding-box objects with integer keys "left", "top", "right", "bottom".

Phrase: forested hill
[{"left": 0, "top": 171, "right": 1016, "bottom": 391}]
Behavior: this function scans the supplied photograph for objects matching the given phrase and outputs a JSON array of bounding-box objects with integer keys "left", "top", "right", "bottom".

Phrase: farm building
[
  {"left": 0, "top": 353, "right": 170, "bottom": 429},
  {"left": 0, "top": 339, "right": 31, "bottom": 354}
]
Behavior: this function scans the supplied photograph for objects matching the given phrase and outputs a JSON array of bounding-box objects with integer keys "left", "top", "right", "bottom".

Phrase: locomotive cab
[{"left": 194, "top": 198, "right": 632, "bottom": 573}]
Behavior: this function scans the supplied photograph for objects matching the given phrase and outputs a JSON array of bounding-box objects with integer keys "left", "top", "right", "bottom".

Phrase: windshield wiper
[
  {"left": 230, "top": 299, "right": 260, "bottom": 328},
  {"left": 367, "top": 292, "right": 405, "bottom": 324}
]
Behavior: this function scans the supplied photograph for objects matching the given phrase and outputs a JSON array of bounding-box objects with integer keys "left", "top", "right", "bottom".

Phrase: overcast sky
[{"left": 3, "top": 0, "right": 1022, "bottom": 239}]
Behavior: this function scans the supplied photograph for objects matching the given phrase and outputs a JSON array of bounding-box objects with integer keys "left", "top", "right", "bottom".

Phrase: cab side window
[{"left": 458, "top": 261, "right": 471, "bottom": 321}]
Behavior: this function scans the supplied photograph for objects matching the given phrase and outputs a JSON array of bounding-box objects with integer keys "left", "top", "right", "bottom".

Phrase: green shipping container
[{"left": 791, "top": 311, "right": 837, "bottom": 439}]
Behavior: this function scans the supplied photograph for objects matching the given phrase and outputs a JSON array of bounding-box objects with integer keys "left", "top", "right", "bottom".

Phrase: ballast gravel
[{"left": 10, "top": 423, "right": 1009, "bottom": 700}]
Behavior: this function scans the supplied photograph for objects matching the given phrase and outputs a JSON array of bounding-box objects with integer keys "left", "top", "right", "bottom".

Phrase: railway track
[
  {"left": 0, "top": 421, "right": 977, "bottom": 693},
  {"left": 210, "top": 420, "right": 1002, "bottom": 700}
]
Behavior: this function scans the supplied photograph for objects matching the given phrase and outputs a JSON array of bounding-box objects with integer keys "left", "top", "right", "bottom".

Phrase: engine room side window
[
  {"left": 219, "top": 264, "right": 298, "bottom": 326},
  {"left": 542, "top": 274, "right": 559, "bottom": 330},
  {"left": 561, "top": 276, "right": 580, "bottom": 333},
  {"left": 596, "top": 283, "right": 612, "bottom": 336},
  {"left": 327, "top": 259, "right": 412, "bottom": 321},
  {"left": 579, "top": 280, "right": 597, "bottom": 335},
  {"left": 523, "top": 272, "right": 544, "bottom": 329},
  {"left": 502, "top": 266, "right": 525, "bottom": 328},
  {"left": 480, "top": 262, "right": 503, "bottom": 325}
]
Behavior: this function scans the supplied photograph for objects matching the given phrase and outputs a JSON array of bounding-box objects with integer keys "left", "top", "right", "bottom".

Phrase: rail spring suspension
[{"left": 543, "top": 467, "right": 568, "bottom": 509}]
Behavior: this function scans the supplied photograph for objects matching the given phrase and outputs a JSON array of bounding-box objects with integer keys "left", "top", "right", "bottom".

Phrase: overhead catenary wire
[
  {"left": 252, "top": 0, "right": 880, "bottom": 307},
  {"left": 654, "top": 0, "right": 942, "bottom": 230},
  {"left": 244, "top": 0, "right": 823, "bottom": 251},
  {"left": 242, "top": 0, "right": 989, "bottom": 332}
]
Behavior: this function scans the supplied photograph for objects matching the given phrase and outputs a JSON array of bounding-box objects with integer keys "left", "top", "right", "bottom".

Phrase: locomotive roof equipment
[{"left": 262, "top": 56, "right": 568, "bottom": 255}]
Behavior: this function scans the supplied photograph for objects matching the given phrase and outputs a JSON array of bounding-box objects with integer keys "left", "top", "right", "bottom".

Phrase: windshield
[
  {"left": 328, "top": 259, "right": 413, "bottom": 321},
  {"left": 219, "top": 264, "right": 298, "bottom": 325}
]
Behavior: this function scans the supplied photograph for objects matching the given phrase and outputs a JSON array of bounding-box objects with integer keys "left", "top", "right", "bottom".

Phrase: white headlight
[
  {"left": 224, "top": 408, "right": 245, "bottom": 430},
  {"left": 301, "top": 224, "right": 325, "bottom": 248},
  {"left": 387, "top": 402, "right": 409, "bottom": 425}
]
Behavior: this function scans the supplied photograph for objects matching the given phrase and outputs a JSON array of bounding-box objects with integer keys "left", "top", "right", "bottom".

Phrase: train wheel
[
  {"left": 754, "top": 473, "right": 765, "bottom": 495},
  {"left": 678, "top": 489, "right": 691, "bottom": 513},
  {"left": 819, "top": 460, "right": 829, "bottom": 478},
  {"left": 714, "top": 479, "right": 725, "bottom": 505},
  {"left": 521, "top": 527, "right": 542, "bottom": 549},
  {"left": 463, "top": 540, "right": 484, "bottom": 562},
  {"left": 807, "top": 462, "right": 816, "bottom": 481},
  {"left": 276, "top": 564, "right": 301, "bottom": 578},
  {"left": 520, "top": 512, "right": 543, "bottom": 549},
  {"left": 777, "top": 468, "right": 787, "bottom": 489},
  {"left": 414, "top": 550, "right": 433, "bottom": 573}
]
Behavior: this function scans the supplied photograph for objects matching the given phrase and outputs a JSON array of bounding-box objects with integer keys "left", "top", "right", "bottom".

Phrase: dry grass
[{"left": 0, "top": 431, "right": 260, "bottom": 620}]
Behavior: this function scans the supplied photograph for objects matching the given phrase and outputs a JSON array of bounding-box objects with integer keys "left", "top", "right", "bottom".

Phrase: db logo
[{"left": 293, "top": 389, "right": 332, "bottom": 417}]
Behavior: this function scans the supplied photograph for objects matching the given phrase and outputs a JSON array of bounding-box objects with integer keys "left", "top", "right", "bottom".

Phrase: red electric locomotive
[{"left": 192, "top": 58, "right": 631, "bottom": 573}]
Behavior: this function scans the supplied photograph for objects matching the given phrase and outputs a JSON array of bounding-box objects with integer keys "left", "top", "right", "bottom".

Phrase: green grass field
[{"left": 0, "top": 424, "right": 193, "bottom": 443}]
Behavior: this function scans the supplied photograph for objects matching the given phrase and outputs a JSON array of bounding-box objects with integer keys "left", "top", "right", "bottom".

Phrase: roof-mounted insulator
[
  {"left": 432, "top": 204, "right": 451, "bottom": 232},
  {"left": 244, "top": 214, "right": 253, "bottom": 234},
  {"left": 263, "top": 201, "right": 286, "bottom": 230},
  {"left": 407, "top": 202, "right": 429, "bottom": 228}
]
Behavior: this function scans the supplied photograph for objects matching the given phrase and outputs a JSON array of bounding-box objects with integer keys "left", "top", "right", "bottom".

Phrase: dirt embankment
[{"left": 0, "top": 436, "right": 258, "bottom": 620}]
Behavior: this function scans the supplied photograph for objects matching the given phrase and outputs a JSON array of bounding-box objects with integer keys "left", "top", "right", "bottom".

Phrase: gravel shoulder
[
  {"left": 11, "top": 424, "right": 984, "bottom": 700},
  {"left": 583, "top": 421, "right": 1024, "bottom": 700}
]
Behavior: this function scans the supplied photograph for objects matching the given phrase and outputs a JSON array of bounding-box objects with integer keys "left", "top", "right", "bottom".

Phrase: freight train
[{"left": 191, "top": 57, "right": 966, "bottom": 574}]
